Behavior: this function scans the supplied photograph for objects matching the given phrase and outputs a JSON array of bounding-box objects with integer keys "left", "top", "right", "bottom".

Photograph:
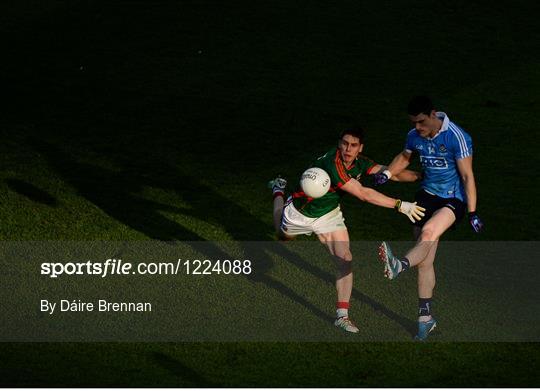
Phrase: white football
[{"left": 300, "top": 167, "right": 331, "bottom": 198}]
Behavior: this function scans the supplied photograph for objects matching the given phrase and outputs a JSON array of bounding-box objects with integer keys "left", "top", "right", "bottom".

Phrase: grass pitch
[{"left": 1, "top": 0, "right": 539, "bottom": 386}]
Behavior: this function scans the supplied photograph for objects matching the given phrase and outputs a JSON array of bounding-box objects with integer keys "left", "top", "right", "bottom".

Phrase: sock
[
  {"left": 398, "top": 257, "right": 410, "bottom": 272},
  {"left": 272, "top": 192, "right": 284, "bottom": 200},
  {"left": 418, "top": 297, "right": 432, "bottom": 319},
  {"left": 336, "top": 301, "right": 349, "bottom": 318},
  {"left": 272, "top": 184, "right": 285, "bottom": 199}
]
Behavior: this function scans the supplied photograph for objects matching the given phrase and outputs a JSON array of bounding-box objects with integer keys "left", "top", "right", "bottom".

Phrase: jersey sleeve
[
  {"left": 358, "top": 155, "right": 378, "bottom": 175},
  {"left": 404, "top": 129, "right": 416, "bottom": 153},
  {"left": 449, "top": 126, "right": 473, "bottom": 159}
]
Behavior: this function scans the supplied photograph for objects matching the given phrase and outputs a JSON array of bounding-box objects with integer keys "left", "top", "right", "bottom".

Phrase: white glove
[{"left": 397, "top": 201, "right": 426, "bottom": 223}]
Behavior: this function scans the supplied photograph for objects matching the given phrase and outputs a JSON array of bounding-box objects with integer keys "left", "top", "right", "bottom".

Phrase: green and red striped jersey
[{"left": 292, "top": 148, "right": 377, "bottom": 218}]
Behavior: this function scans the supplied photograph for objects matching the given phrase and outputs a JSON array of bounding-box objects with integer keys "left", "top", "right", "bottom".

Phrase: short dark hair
[
  {"left": 407, "top": 95, "right": 434, "bottom": 116},
  {"left": 339, "top": 126, "right": 365, "bottom": 144}
]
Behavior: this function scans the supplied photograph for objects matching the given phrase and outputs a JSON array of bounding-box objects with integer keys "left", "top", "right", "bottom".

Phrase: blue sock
[
  {"left": 399, "top": 257, "right": 410, "bottom": 272},
  {"left": 418, "top": 298, "right": 432, "bottom": 317}
]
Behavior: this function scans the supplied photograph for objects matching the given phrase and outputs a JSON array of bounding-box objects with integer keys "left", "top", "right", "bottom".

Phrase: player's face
[
  {"left": 338, "top": 134, "right": 363, "bottom": 165},
  {"left": 409, "top": 110, "right": 440, "bottom": 138}
]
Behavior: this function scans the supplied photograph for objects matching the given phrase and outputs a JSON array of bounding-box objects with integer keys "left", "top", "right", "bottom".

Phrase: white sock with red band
[
  {"left": 336, "top": 301, "right": 349, "bottom": 318},
  {"left": 272, "top": 191, "right": 284, "bottom": 200}
]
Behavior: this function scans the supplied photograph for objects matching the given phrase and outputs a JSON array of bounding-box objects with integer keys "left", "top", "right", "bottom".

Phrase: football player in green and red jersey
[{"left": 269, "top": 127, "right": 424, "bottom": 333}]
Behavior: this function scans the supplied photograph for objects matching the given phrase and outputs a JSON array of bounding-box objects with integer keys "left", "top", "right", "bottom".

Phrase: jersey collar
[{"left": 427, "top": 112, "right": 450, "bottom": 140}]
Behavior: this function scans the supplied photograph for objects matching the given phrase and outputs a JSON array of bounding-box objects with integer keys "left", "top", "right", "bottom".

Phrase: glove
[
  {"left": 373, "top": 169, "right": 392, "bottom": 186},
  {"left": 468, "top": 212, "right": 484, "bottom": 233},
  {"left": 396, "top": 200, "right": 426, "bottom": 223}
]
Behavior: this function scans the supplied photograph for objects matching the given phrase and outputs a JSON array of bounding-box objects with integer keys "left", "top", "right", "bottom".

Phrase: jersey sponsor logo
[{"left": 420, "top": 155, "right": 448, "bottom": 169}]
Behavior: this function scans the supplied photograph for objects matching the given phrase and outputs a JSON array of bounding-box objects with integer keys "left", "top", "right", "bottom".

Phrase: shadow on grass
[
  {"left": 5, "top": 178, "right": 58, "bottom": 206},
  {"left": 30, "top": 137, "right": 414, "bottom": 337},
  {"left": 151, "top": 352, "right": 218, "bottom": 386}
]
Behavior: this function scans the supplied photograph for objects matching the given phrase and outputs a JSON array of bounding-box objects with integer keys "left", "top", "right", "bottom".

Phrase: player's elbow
[{"left": 460, "top": 172, "right": 474, "bottom": 184}]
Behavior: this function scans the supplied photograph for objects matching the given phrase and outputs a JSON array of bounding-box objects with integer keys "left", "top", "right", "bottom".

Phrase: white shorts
[{"left": 280, "top": 199, "right": 347, "bottom": 236}]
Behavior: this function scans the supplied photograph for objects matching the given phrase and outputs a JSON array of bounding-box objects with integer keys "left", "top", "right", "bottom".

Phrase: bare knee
[
  {"left": 419, "top": 226, "right": 438, "bottom": 242},
  {"left": 334, "top": 257, "right": 352, "bottom": 277},
  {"left": 332, "top": 248, "right": 352, "bottom": 275},
  {"left": 339, "top": 249, "right": 352, "bottom": 262},
  {"left": 321, "top": 236, "right": 352, "bottom": 262}
]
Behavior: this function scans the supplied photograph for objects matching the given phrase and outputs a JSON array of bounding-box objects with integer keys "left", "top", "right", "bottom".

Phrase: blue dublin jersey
[{"left": 405, "top": 112, "right": 473, "bottom": 202}]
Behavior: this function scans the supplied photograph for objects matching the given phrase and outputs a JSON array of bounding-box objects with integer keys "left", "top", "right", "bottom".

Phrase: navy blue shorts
[{"left": 413, "top": 189, "right": 466, "bottom": 228}]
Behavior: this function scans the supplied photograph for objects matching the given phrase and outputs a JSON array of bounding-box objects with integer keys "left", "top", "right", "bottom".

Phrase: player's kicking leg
[
  {"left": 318, "top": 229, "right": 359, "bottom": 333},
  {"left": 378, "top": 207, "right": 455, "bottom": 340}
]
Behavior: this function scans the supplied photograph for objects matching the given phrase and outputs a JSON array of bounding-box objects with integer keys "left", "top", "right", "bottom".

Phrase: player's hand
[
  {"left": 373, "top": 170, "right": 392, "bottom": 186},
  {"left": 397, "top": 200, "right": 426, "bottom": 223},
  {"left": 468, "top": 212, "right": 484, "bottom": 233}
]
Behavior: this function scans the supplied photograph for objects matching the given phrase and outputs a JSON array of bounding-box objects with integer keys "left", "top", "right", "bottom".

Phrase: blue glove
[
  {"left": 468, "top": 212, "right": 484, "bottom": 233},
  {"left": 373, "top": 170, "right": 391, "bottom": 186}
]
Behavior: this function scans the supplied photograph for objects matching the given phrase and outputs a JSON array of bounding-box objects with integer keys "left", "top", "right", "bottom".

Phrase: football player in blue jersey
[{"left": 373, "top": 95, "right": 484, "bottom": 341}]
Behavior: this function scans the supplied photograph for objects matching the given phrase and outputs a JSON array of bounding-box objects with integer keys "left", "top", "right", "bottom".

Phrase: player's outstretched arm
[
  {"left": 370, "top": 164, "right": 420, "bottom": 183},
  {"left": 373, "top": 150, "right": 413, "bottom": 185},
  {"left": 341, "top": 178, "right": 425, "bottom": 222},
  {"left": 390, "top": 169, "right": 422, "bottom": 183}
]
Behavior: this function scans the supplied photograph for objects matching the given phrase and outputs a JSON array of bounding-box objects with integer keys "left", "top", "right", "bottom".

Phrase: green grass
[
  {"left": 1, "top": 0, "right": 539, "bottom": 386},
  {"left": 1, "top": 342, "right": 539, "bottom": 387}
]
